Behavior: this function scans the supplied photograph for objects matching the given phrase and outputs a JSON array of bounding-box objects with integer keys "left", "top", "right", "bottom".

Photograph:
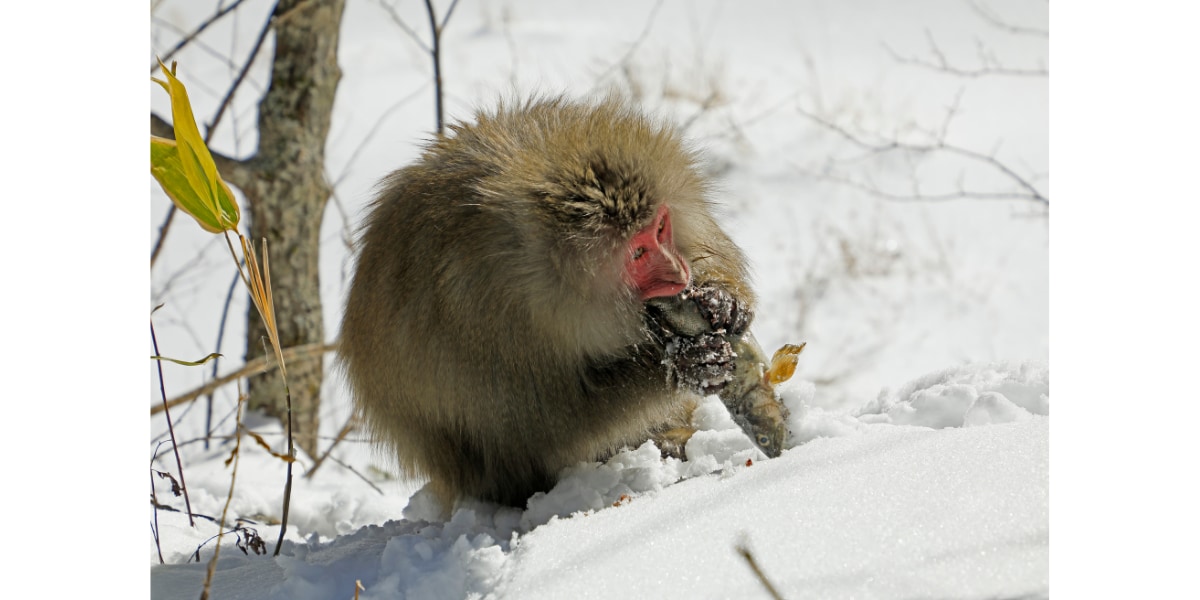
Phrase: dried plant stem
[
  {"left": 736, "top": 542, "right": 785, "bottom": 600},
  {"left": 274, "top": 380, "right": 295, "bottom": 557},
  {"left": 152, "top": 320, "right": 195, "bottom": 527},
  {"left": 201, "top": 389, "right": 248, "bottom": 600},
  {"left": 150, "top": 441, "right": 169, "bottom": 564},
  {"left": 220, "top": 230, "right": 296, "bottom": 557}
]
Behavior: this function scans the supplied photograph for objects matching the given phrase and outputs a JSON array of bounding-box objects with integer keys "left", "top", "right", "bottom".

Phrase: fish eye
[{"left": 757, "top": 435, "right": 770, "bottom": 446}]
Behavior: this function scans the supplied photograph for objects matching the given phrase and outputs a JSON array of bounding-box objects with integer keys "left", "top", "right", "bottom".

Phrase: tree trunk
[{"left": 242, "top": 0, "right": 345, "bottom": 458}]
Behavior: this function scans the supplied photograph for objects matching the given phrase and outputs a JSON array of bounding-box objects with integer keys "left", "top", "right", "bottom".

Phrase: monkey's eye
[{"left": 632, "top": 247, "right": 647, "bottom": 260}]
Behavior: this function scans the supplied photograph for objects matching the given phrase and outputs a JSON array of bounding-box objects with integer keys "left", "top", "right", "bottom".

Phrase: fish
[{"left": 718, "top": 337, "right": 805, "bottom": 458}]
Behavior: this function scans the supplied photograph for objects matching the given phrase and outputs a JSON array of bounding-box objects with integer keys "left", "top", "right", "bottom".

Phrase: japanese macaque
[{"left": 340, "top": 97, "right": 767, "bottom": 508}]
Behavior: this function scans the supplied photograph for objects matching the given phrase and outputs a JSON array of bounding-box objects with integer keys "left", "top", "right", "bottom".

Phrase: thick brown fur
[{"left": 339, "top": 97, "right": 754, "bottom": 508}]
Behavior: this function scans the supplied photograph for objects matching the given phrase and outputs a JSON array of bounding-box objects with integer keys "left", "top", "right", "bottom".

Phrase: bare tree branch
[
  {"left": 205, "top": 3, "right": 279, "bottom": 159},
  {"left": 152, "top": 0, "right": 252, "bottom": 71},
  {"left": 423, "top": 0, "right": 448, "bottom": 133},
  {"left": 376, "top": 0, "right": 430, "bottom": 52},
  {"left": 969, "top": 0, "right": 1049, "bottom": 38},
  {"left": 152, "top": 320, "right": 196, "bottom": 528},
  {"left": 796, "top": 106, "right": 1048, "bottom": 206},
  {"left": 883, "top": 30, "right": 1047, "bottom": 78},
  {"left": 439, "top": 0, "right": 461, "bottom": 31},
  {"left": 150, "top": 202, "right": 177, "bottom": 267},
  {"left": 325, "top": 453, "right": 386, "bottom": 495},
  {"left": 331, "top": 84, "right": 431, "bottom": 188},
  {"left": 593, "top": 0, "right": 665, "bottom": 88},
  {"left": 305, "top": 414, "right": 363, "bottom": 480},
  {"left": 374, "top": 0, "right": 458, "bottom": 134},
  {"left": 151, "top": 17, "right": 249, "bottom": 76}
]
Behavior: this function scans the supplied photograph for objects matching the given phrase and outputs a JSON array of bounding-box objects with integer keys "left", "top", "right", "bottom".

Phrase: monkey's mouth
[{"left": 638, "top": 261, "right": 691, "bottom": 301}]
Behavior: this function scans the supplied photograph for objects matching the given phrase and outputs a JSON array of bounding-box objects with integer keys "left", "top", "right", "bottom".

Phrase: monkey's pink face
[{"left": 624, "top": 205, "right": 691, "bottom": 301}]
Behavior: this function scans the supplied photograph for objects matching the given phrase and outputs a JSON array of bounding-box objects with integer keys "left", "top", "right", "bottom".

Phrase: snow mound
[
  {"left": 152, "top": 362, "right": 1048, "bottom": 600},
  {"left": 854, "top": 361, "right": 1048, "bottom": 428}
]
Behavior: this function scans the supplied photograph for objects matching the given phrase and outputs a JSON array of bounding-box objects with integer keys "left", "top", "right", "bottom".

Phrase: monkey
[{"left": 339, "top": 96, "right": 758, "bottom": 508}]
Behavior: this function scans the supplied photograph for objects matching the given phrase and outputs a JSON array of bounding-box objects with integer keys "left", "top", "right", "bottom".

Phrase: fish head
[{"left": 731, "top": 386, "right": 791, "bottom": 458}]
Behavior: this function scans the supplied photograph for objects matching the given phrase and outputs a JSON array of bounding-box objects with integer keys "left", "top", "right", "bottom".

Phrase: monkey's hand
[
  {"left": 685, "top": 284, "right": 751, "bottom": 337},
  {"left": 647, "top": 284, "right": 752, "bottom": 338},
  {"left": 647, "top": 284, "right": 753, "bottom": 396},
  {"left": 663, "top": 332, "right": 737, "bottom": 396}
]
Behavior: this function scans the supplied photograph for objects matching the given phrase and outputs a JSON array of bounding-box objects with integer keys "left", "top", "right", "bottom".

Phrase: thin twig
[
  {"left": 150, "top": 440, "right": 169, "bottom": 564},
  {"left": 882, "top": 36, "right": 1047, "bottom": 78},
  {"left": 795, "top": 106, "right": 1048, "bottom": 206},
  {"left": 735, "top": 541, "right": 785, "bottom": 600},
  {"left": 327, "top": 453, "right": 386, "bottom": 495},
  {"left": 968, "top": 0, "right": 1049, "bottom": 37},
  {"left": 152, "top": 320, "right": 195, "bottom": 527},
  {"left": 206, "top": 269, "right": 243, "bottom": 449},
  {"left": 305, "top": 414, "right": 360, "bottom": 479},
  {"left": 439, "top": 0, "right": 460, "bottom": 30},
  {"left": 150, "top": 207, "right": 177, "bottom": 267},
  {"left": 423, "top": 0, "right": 446, "bottom": 133},
  {"left": 331, "top": 84, "right": 430, "bottom": 187},
  {"left": 206, "top": 2, "right": 280, "bottom": 146},
  {"left": 591, "top": 0, "right": 664, "bottom": 89},
  {"left": 376, "top": 0, "right": 430, "bottom": 52},
  {"left": 273, "top": 380, "right": 295, "bottom": 556},
  {"left": 151, "top": 17, "right": 246, "bottom": 74},
  {"left": 154, "top": 0, "right": 252, "bottom": 71},
  {"left": 201, "top": 388, "right": 248, "bottom": 600},
  {"left": 797, "top": 166, "right": 1041, "bottom": 203}
]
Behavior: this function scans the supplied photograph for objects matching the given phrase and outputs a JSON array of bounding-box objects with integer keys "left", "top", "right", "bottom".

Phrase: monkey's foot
[{"left": 652, "top": 425, "right": 697, "bottom": 459}]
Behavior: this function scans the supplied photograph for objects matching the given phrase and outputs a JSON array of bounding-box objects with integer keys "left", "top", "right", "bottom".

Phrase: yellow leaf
[
  {"left": 247, "top": 430, "right": 297, "bottom": 463},
  {"left": 150, "top": 59, "right": 240, "bottom": 232},
  {"left": 150, "top": 352, "right": 224, "bottom": 367},
  {"left": 151, "top": 137, "right": 225, "bottom": 233}
]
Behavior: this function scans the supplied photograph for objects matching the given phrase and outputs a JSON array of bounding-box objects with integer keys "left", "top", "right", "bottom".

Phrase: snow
[
  {"left": 150, "top": 364, "right": 1048, "bottom": 599},
  {"left": 145, "top": 0, "right": 1058, "bottom": 598}
]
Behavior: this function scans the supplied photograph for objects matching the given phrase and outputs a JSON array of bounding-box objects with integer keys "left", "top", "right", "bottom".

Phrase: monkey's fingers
[
  {"left": 688, "top": 284, "right": 752, "bottom": 336},
  {"left": 664, "top": 332, "right": 736, "bottom": 396}
]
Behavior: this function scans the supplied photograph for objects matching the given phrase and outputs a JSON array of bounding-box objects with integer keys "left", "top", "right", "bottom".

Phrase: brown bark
[{"left": 239, "top": 0, "right": 345, "bottom": 457}]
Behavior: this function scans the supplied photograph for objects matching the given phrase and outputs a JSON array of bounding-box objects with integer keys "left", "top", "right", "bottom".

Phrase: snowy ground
[
  {"left": 151, "top": 364, "right": 1048, "bottom": 600},
  {"left": 147, "top": 0, "right": 1051, "bottom": 598}
]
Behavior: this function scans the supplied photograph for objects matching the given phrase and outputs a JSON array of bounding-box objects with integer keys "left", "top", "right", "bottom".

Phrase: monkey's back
[{"left": 340, "top": 99, "right": 694, "bottom": 506}]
